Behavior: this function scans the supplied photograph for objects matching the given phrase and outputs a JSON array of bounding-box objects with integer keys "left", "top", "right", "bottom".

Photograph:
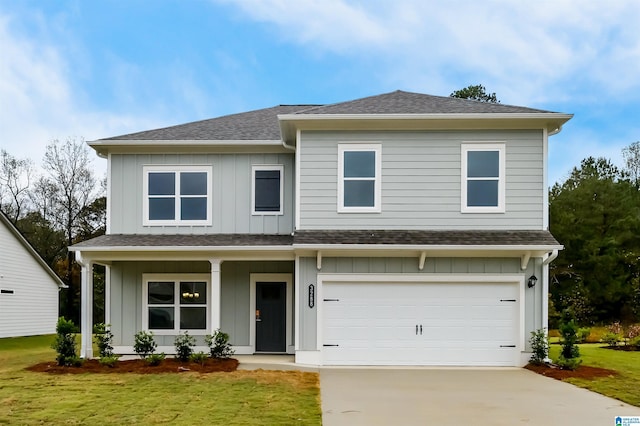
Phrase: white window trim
[
  {"left": 461, "top": 143, "right": 505, "bottom": 213},
  {"left": 142, "top": 165, "right": 212, "bottom": 226},
  {"left": 337, "top": 143, "right": 382, "bottom": 213},
  {"left": 251, "top": 164, "right": 284, "bottom": 216},
  {"left": 142, "top": 273, "right": 211, "bottom": 335}
]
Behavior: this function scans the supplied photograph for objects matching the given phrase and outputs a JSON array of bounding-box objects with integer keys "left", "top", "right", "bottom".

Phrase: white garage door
[{"left": 322, "top": 280, "right": 520, "bottom": 366}]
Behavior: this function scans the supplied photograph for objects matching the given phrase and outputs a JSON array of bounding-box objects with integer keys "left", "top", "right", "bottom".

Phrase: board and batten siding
[
  {"left": 0, "top": 220, "right": 59, "bottom": 338},
  {"left": 109, "top": 153, "right": 294, "bottom": 234},
  {"left": 108, "top": 260, "right": 293, "bottom": 348},
  {"left": 298, "top": 256, "right": 542, "bottom": 352},
  {"left": 298, "top": 130, "right": 544, "bottom": 230}
]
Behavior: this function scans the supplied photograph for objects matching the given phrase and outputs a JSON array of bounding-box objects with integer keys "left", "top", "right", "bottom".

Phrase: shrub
[
  {"left": 190, "top": 351, "right": 208, "bottom": 366},
  {"left": 205, "top": 329, "right": 234, "bottom": 359},
  {"left": 601, "top": 332, "right": 621, "bottom": 347},
  {"left": 133, "top": 331, "right": 157, "bottom": 358},
  {"left": 93, "top": 323, "right": 114, "bottom": 357},
  {"left": 558, "top": 310, "right": 581, "bottom": 369},
  {"left": 629, "top": 336, "right": 640, "bottom": 348},
  {"left": 145, "top": 353, "right": 166, "bottom": 366},
  {"left": 52, "top": 317, "right": 79, "bottom": 366},
  {"left": 556, "top": 355, "right": 582, "bottom": 371},
  {"left": 625, "top": 324, "right": 640, "bottom": 343},
  {"left": 529, "top": 329, "right": 549, "bottom": 365},
  {"left": 98, "top": 355, "right": 120, "bottom": 368},
  {"left": 174, "top": 331, "right": 196, "bottom": 362},
  {"left": 577, "top": 327, "right": 591, "bottom": 343}
]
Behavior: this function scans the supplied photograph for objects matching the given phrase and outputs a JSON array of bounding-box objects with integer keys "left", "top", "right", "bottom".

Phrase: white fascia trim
[
  {"left": 293, "top": 244, "right": 563, "bottom": 252},
  {"left": 278, "top": 113, "right": 574, "bottom": 121},
  {"left": 71, "top": 245, "right": 295, "bottom": 252},
  {"left": 88, "top": 139, "right": 283, "bottom": 147}
]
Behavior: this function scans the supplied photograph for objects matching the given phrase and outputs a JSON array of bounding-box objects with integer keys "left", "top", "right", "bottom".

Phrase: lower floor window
[{"left": 143, "top": 274, "right": 210, "bottom": 333}]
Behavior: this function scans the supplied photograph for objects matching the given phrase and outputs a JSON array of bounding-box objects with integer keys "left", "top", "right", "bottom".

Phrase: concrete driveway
[{"left": 320, "top": 368, "right": 640, "bottom": 426}]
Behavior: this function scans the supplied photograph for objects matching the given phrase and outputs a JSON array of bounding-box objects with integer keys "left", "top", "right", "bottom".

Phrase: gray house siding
[
  {"left": 298, "top": 256, "right": 542, "bottom": 352},
  {"left": 108, "top": 260, "right": 294, "bottom": 348},
  {"left": 298, "top": 130, "right": 544, "bottom": 230},
  {"left": 109, "top": 153, "right": 294, "bottom": 234}
]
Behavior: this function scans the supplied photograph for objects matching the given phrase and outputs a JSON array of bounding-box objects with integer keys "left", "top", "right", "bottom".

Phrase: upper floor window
[
  {"left": 252, "top": 165, "right": 284, "bottom": 215},
  {"left": 338, "top": 144, "right": 381, "bottom": 213},
  {"left": 461, "top": 143, "right": 505, "bottom": 213},
  {"left": 143, "top": 165, "right": 212, "bottom": 226},
  {"left": 142, "top": 274, "right": 210, "bottom": 334}
]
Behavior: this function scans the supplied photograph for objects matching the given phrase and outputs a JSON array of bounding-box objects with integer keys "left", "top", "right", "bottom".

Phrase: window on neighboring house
[
  {"left": 461, "top": 143, "right": 505, "bottom": 213},
  {"left": 143, "top": 274, "right": 210, "bottom": 334},
  {"left": 252, "top": 165, "right": 284, "bottom": 215},
  {"left": 338, "top": 144, "right": 381, "bottom": 212},
  {"left": 143, "top": 166, "right": 212, "bottom": 225}
]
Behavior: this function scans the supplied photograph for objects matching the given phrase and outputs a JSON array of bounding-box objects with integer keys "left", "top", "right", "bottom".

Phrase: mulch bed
[
  {"left": 26, "top": 357, "right": 239, "bottom": 374},
  {"left": 603, "top": 345, "right": 640, "bottom": 351},
  {"left": 525, "top": 363, "right": 618, "bottom": 380}
]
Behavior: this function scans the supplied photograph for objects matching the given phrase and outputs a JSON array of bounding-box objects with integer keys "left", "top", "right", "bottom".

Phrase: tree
[
  {"left": 42, "top": 138, "right": 100, "bottom": 324},
  {"left": 450, "top": 84, "right": 500, "bottom": 103},
  {"left": 550, "top": 156, "right": 640, "bottom": 323},
  {"left": 622, "top": 141, "right": 640, "bottom": 188},
  {"left": 0, "top": 149, "right": 34, "bottom": 223}
]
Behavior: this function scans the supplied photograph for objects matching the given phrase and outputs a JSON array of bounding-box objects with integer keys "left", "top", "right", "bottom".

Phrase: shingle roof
[
  {"left": 295, "top": 90, "right": 555, "bottom": 115},
  {"left": 104, "top": 105, "right": 315, "bottom": 141},
  {"left": 98, "top": 90, "right": 560, "bottom": 142},
  {"left": 71, "top": 230, "right": 560, "bottom": 249},
  {"left": 70, "top": 234, "right": 294, "bottom": 248},
  {"left": 293, "top": 230, "right": 560, "bottom": 246}
]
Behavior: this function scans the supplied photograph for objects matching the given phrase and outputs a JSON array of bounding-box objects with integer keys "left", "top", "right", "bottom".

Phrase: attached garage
[{"left": 320, "top": 275, "right": 524, "bottom": 367}]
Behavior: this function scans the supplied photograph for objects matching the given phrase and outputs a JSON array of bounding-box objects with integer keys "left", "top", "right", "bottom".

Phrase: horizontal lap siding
[
  {"left": 0, "top": 222, "right": 59, "bottom": 338},
  {"left": 299, "top": 130, "right": 544, "bottom": 230},
  {"left": 110, "top": 153, "right": 294, "bottom": 234}
]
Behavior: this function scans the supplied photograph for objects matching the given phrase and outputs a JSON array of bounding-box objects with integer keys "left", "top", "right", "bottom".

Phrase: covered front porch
[{"left": 70, "top": 234, "right": 295, "bottom": 359}]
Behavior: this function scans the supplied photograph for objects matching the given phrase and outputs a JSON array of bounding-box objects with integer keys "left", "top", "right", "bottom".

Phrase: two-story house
[{"left": 71, "top": 90, "right": 571, "bottom": 367}]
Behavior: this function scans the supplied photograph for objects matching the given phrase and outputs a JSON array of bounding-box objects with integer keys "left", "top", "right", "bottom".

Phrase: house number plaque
[{"left": 308, "top": 284, "right": 315, "bottom": 308}]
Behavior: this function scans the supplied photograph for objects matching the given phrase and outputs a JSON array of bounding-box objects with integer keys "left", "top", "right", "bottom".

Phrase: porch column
[
  {"left": 77, "top": 253, "right": 94, "bottom": 359},
  {"left": 210, "top": 259, "right": 222, "bottom": 331}
]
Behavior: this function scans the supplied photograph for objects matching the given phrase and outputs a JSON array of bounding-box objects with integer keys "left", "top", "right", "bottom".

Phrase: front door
[{"left": 255, "top": 282, "right": 286, "bottom": 352}]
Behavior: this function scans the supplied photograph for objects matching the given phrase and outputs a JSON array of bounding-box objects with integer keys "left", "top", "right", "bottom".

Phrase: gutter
[{"left": 542, "top": 249, "right": 559, "bottom": 265}]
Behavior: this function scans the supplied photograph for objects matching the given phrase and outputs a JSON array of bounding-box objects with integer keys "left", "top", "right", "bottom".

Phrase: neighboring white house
[
  {"left": 0, "top": 211, "right": 65, "bottom": 338},
  {"left": 72, "top": 90, "right": 572, "bottom": 366}
]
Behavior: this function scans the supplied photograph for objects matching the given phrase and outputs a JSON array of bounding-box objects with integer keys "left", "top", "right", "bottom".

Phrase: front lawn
[
  {"left": 0, "top": 335, "right": 321, "bottom": 425},
  {"left": 549, "top": 343, "right": 640, "bottom": 407}
]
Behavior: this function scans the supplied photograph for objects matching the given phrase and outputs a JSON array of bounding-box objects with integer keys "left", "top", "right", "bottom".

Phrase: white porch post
[
  {"left": 210, "top": 259, "right": 222, "bottom": 331},
  {"left": 77, "top": 253, "right": 94, "bottom": 359}
]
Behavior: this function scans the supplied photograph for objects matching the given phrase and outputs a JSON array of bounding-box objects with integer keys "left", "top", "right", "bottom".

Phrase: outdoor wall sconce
[{"left": 527, "top": 275, "right": 538, "bottom": 288}]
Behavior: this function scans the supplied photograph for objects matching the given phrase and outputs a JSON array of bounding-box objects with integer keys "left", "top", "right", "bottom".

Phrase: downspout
[{"left": 542, "top": 249, "right": 559, "bottom": 265}]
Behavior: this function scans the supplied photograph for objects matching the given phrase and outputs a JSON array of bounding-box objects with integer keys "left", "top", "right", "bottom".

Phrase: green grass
[
  {"left": 0, "top": 335, "right": 321, "bottom": 425},
  {"left": 550, "top": 343, "right": 640, "bottom": 407}
]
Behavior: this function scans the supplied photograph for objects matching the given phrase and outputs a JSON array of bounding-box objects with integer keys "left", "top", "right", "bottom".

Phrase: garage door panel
[{"left": 322, "top": 281, "right": 520, "bottom": 366}]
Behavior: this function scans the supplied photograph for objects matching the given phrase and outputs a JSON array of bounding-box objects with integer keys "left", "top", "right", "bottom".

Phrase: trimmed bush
[
  {"left": 52, "top": 317, "right": 79, "bottom": 366},
  {"left": 145, "top": 353, "right": 166, "bottom": 366},
  {"left": 205, "top": 329, "right": 234, "bottom": 359},
  {"left": 529, "top": 329, "right": 549, "bottom": 365},
  {"left": 98, "top": 355, "right": 119, "bottom": 367},
  {"left": 558, "top": 310, "right": 581, "bottom": 370},
  {"left": 174, "top": 331, "right": 196, "bottom": 362},
  {"left": 133, "top": 331, "right": 157, "bottom": 359},
  {"left": 93, "top": 323, "right": 114, "bottom": 357},
  {"left": 190, "top": 351, "right": 208, "bottom": 366}
]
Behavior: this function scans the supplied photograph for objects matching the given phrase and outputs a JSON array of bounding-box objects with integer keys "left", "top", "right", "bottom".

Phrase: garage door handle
[
  {"left": 420, "top": 325, "right": 423, "bottom": 335},
  {"left": 323, "top": 298, "right": 340, "bottom": 302},
  {"left": 500, "top": 345, "right": 516, "bottom": 348},
  {"left": 416, "top": 325, "right": 418, "bottom": 335},
  {"left": 500, "top": 299, "right": 517, "bottom": 302},
  {"left": 323, "top": 344, "right": 339, "bottom": 347}
]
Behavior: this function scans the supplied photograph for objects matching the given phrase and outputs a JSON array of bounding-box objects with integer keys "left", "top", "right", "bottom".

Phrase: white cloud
[
  {"left": 0, "top": 13, "right": 165, "bottom": 177},
  {"left": 216, "top": 0, "right": 640, "bottom": 104}
]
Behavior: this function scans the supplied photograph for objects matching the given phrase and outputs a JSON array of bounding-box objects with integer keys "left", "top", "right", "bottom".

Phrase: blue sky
[{"left": 1, "top": 0, "right": 639, "bottom": 185}]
